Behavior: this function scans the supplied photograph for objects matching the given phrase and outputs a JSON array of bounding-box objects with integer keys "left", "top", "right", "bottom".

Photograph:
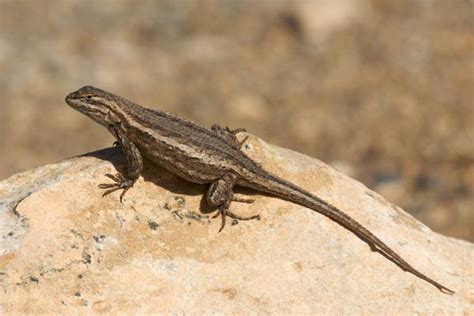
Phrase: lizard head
[{"left": 65, "top": 86, "right": 118, "bottom": 127}]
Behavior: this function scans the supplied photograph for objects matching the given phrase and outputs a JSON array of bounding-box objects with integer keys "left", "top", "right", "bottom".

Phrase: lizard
[{"left": 65, "top": 85, "right": 454, "bottom": 295}]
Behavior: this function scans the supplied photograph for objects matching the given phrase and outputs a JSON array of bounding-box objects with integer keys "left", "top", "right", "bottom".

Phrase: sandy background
[{"left": 0, "top": 0, "right": 472, "bottom": 241}]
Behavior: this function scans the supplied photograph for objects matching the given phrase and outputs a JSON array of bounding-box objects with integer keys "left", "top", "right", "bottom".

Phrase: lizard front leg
[
  {"left": 98, "top": 123, "right": 143, "bottom": 202},
  {"left": 206, "top": 173, "right": 260, "bottom": 232}
]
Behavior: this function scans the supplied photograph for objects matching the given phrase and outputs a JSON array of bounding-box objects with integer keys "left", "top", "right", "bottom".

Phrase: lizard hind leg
[
  {"left": 211, "top": 124, "right": 248, "bottom": 149},
  {"left": 207, "top": 174, "right": 260, "bottom": 232}
]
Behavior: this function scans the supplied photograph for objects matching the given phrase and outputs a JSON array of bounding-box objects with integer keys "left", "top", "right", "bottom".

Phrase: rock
[{"left": 0, "top": 135, "right": 471, "bottom": 314}]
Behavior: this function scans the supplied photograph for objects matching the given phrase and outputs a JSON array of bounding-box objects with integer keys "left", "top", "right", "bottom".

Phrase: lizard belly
[{"left": 138, "top": 142, "right": 222, "bottom": 184}]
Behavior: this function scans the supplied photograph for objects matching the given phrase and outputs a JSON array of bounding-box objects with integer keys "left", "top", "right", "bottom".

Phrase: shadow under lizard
[{"left": 65, "top": 86, "right": 454, "bottom": 295}]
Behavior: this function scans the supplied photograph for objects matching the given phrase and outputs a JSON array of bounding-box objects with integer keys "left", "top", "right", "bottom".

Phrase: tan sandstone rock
[{"left": 0, "top": 135, "right": 472, "bottom": 314}]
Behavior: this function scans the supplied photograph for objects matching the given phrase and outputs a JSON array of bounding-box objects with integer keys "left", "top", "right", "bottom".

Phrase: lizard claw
[
  {"left": 213, "top": 207, "right": 260, "bottom": 233},
  {"left": 98, "top": 173, "right": 135, "bottom": 202},
  {"left": 229, "top": 127, "right": 246, "bottom": 134},
  {"left": 232, "top": 196, "right": 255, "bottom": 204}
]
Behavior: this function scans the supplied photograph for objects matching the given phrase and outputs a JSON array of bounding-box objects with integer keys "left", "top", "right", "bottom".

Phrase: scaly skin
[{"left": 65, "top": 86, "right": 454, "bottom": 294}]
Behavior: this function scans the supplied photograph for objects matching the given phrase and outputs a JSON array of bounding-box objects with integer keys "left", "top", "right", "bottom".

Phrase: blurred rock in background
[{"left": 0, "top": 0, "right": 472, "bottom": 241}]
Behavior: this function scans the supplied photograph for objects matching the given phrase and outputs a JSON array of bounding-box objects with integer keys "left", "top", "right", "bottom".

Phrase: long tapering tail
[{"left": 241, "top": 172, "right": 454, "bottom": 294}]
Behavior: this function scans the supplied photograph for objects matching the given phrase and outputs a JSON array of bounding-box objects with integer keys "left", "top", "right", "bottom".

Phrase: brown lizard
[{"left": 65, "top": 86, "right": 454, "bottom": 294}]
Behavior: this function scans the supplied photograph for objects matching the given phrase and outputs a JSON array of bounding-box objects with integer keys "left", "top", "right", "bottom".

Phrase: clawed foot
[
  {"left": 98, "top": 173, "right": 135, "bottom": 202},
  {"left": 228, "top": 128, "right": 248, "bottom": 149},
  {"left": 211, "top": 125, "right": 249, "bottom": 149},
  {"left": 213, "top": 208, "right": 260, "bottom": 233}
]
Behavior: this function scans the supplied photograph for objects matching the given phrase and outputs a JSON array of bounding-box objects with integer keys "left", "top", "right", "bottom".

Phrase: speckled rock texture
[{"left": 0, "top": 135, "right": 472, "bottom": 314}]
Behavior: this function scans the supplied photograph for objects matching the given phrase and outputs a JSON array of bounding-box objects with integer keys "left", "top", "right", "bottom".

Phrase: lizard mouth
[
  {"left": 65, "top": 90, "right": 83, "bottom": 103},
  {"left": 64, "top": 96, "right": 84, "bottom": 109},
  {"left": 65, "top": 95, "right": 103, "bottom": 116}
]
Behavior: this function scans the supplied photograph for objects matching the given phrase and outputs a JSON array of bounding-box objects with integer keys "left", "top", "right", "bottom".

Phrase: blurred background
[{"left": 0, "top": 0, "right": 472, "bottom": 241}]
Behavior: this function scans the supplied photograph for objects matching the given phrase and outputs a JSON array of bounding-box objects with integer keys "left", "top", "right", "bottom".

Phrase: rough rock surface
[{"left": 0, "top": 135, "right": 472, "bottom": 314}]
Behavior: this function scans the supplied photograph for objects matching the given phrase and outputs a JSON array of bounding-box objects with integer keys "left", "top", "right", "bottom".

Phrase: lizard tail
[{"left": 240, "top": 173, "right": 455, "bottom": 295}]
